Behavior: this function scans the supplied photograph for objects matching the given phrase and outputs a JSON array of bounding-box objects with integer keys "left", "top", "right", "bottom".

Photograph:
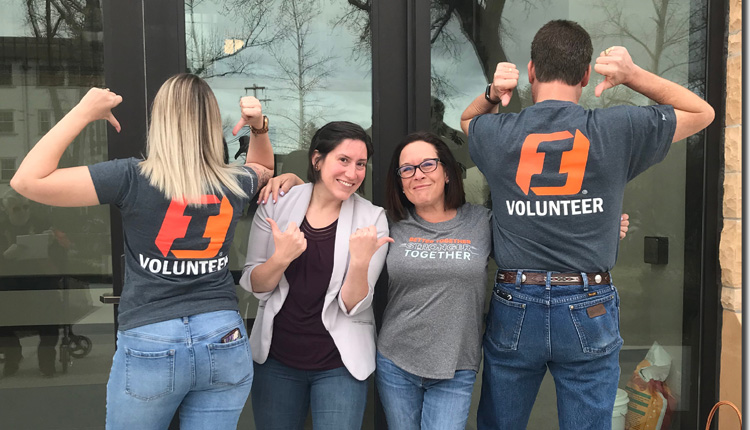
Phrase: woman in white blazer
[{"left": 240, "top": 121, "right": 391, "bottom": 430}]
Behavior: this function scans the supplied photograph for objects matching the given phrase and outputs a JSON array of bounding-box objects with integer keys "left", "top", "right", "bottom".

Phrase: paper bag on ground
[{"left": 624, "top": 342, "right": 677, "bottom": 430}]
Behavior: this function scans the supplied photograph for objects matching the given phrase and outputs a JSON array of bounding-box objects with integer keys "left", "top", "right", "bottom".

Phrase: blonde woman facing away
[{"left": 10, "top": 74, "right": 274, "bottom": 430}]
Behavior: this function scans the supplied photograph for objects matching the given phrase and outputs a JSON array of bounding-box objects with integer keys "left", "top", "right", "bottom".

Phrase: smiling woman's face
[
  {"left": 399, "top": 140, "right": 447, "bottom": 211},
  {"left": 314, "top": 138, "right": 368, "bottom": 202}
]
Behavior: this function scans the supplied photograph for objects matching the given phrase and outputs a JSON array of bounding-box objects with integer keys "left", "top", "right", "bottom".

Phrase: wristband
[
  {"left": 251, "top": 115, "right": 269, "bottom": 135},
  {"left": 485, "top": 83, "right": 500, "bottom": 104}
]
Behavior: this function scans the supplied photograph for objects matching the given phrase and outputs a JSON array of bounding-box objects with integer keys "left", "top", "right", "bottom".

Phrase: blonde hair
[{"left": 139, "top": 74, "right": 248, "bottom": 204}]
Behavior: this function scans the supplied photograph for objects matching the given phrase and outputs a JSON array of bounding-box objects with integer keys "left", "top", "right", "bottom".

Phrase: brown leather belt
[{"left": 496, "top": 270, "right": 611, "bottom": 286}]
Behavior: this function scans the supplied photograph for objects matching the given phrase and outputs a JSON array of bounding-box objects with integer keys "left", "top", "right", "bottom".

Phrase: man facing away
[{"left": 459, "top": 20, "right": 714, "bottom": 430}]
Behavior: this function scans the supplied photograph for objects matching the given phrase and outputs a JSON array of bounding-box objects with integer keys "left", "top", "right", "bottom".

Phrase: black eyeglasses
[{"left": 396, "top": 158, "right": 441, "bottom": 178}]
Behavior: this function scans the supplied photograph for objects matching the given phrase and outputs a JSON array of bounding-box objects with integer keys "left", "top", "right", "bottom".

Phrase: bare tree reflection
[
  {"left": 270, "top": 0, "right": 335, "bottom": 150},
  {"left": 580, "top": 0, "right": 704, "bottom": 109},
  {"left": 185, "top": 0, "right": 277, "bottom": 77}
]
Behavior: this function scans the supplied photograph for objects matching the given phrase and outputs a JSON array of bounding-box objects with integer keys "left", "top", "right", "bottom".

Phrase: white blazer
[{"left": 240, "top": 183, "right": 389, "bottom": 381}]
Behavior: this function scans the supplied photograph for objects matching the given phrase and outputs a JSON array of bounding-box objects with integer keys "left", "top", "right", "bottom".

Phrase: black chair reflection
[{"left": 0, "top": 276, "right": 93, "bottom": 377}]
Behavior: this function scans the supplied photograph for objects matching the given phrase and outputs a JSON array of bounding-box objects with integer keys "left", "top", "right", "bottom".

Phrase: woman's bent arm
[
  {"left": 11, "top": 88, "right": 122, "bottom": 207},
  {"left": 339, "top": 210, "right": 391, "bottom": 314},
  {"left": 240, "top": 202, "right": 307, "bottom": 296},
  {"left": 234, "top": 96, "right": 275, "bottom": 189}
]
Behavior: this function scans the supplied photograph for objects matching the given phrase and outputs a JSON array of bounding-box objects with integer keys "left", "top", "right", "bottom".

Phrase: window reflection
[
  {"left": 0, "top": 1, "right": 113, "bottom": 428},
  {"left": 0, "top": 110, "right": 13, "bottom": 133},
  {"left": 0, "top": 159, "right": 14, "bottom": 181},
  {"left": 0, "top": 64, "right": 11, "bottom": 86}
]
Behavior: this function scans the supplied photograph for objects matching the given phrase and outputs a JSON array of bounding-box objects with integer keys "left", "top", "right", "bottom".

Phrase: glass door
[
  {"left": 427, "top": 0, "right": 712, "bottom": 428},
  {"left": 0, "top": 1, "right": 116, "bottom": 428}
]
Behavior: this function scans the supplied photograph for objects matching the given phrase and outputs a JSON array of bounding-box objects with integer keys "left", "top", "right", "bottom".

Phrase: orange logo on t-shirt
[
  {"left": 515, "top": 130, "right": 590, "bottom": 196},
  {"left": 154, "top": 195, "right": 233, "bottom": 258}
]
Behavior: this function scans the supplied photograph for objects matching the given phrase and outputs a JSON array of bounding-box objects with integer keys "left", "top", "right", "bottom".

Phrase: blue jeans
[
  {"left": 478, "top": 271, "right": 622, "bottom": 430},
  {"left": 376, "top": 351, "right": 476, "bottom": 430},
  {"left": 251, "top": 357, "right": 368, "bottom": 429},
  {"left": 106, "top": 310, "right": 252, "bottom": 430}
]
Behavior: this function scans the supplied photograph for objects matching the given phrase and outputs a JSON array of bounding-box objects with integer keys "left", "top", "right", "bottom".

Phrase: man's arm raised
[
  {"left": 460, "top": 62, "right": 520, "bottom": 135},
  {"left": 594, "top": 46, "right": 715, "bottom": 143}
]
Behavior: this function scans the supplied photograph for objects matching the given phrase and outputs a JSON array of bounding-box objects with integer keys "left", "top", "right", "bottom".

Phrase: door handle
[{"left": 99, "top": 294, "right": 120, "bottom": 304}]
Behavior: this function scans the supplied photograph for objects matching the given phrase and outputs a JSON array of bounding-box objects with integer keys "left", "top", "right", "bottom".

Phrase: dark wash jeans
[
  {"left": 251, "top": 357, "right": 368, "bottom": 430},
  {"left": 478, "top": 270, "right": 622, "bottom": 430}
]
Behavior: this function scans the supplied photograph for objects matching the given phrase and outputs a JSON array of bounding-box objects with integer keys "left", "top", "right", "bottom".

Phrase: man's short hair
[{"left": 530, "top": 20, "right": 593, "bottom": 86}]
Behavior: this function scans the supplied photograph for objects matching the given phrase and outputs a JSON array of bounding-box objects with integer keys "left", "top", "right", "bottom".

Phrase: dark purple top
[{"left": 269, "top": 217, "right": 344, "bottom": 370}]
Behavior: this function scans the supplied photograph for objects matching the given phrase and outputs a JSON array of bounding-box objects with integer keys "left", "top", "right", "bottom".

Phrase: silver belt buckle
[{"left": 551, "top": 275, "right": 577, "bottom": 283}]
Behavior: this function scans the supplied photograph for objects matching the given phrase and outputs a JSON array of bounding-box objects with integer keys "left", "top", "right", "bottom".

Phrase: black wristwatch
[{"left": 485, "top": 83, "right": 500, "bottom": 104}]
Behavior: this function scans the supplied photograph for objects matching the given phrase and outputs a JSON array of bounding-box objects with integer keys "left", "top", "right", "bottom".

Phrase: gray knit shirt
[{"left": 377, "top": 203, "right": 492, "bottom": 379}]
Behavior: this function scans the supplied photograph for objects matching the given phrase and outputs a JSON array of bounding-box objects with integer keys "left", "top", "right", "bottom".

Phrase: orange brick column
[{"left": 718, "top": 0, "right": 742, "bottom": 429}]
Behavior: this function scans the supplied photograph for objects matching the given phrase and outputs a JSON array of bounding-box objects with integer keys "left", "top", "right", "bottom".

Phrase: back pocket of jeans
[
  {"left": 568, "top": 294, "right": 622, "bottom": 354},
  {"left": 125, "top": 348, "right": 175, "bottom": 400},
  {"left": 485, "top": 289, "right": 526, "bottom": 351},
  {"left": 207, "top": 336, "right": 252, "bottom": 386}
]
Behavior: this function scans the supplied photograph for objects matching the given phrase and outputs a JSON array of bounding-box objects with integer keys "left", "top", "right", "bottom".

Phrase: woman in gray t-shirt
[
  {"left": 10, "top": 74, "right": 275, "bottom": 429},
  {"left": 377, "top": 132, "right": 491, "bottom": 430}
]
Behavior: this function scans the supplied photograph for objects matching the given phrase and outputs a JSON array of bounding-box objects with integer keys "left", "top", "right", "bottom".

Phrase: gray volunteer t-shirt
[
  {"left": 89, "top": 158, "right": 257, "bottom": 331},
  {"left": 469, "top": 101, "right": 676, "bottom": 272},
  {"left": 377, "top": 203, "right": 491, "bottom": 379}
]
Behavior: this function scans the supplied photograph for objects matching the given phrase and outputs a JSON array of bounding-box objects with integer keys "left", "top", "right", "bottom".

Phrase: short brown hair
[{"left": 531, "top": 20, "right": 593, "bottom": 86}]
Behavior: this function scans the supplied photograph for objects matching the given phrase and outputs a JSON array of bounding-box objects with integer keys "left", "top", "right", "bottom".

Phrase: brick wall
[{"left": 718, "top": 0, "right": 742, "bottom": 428}]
